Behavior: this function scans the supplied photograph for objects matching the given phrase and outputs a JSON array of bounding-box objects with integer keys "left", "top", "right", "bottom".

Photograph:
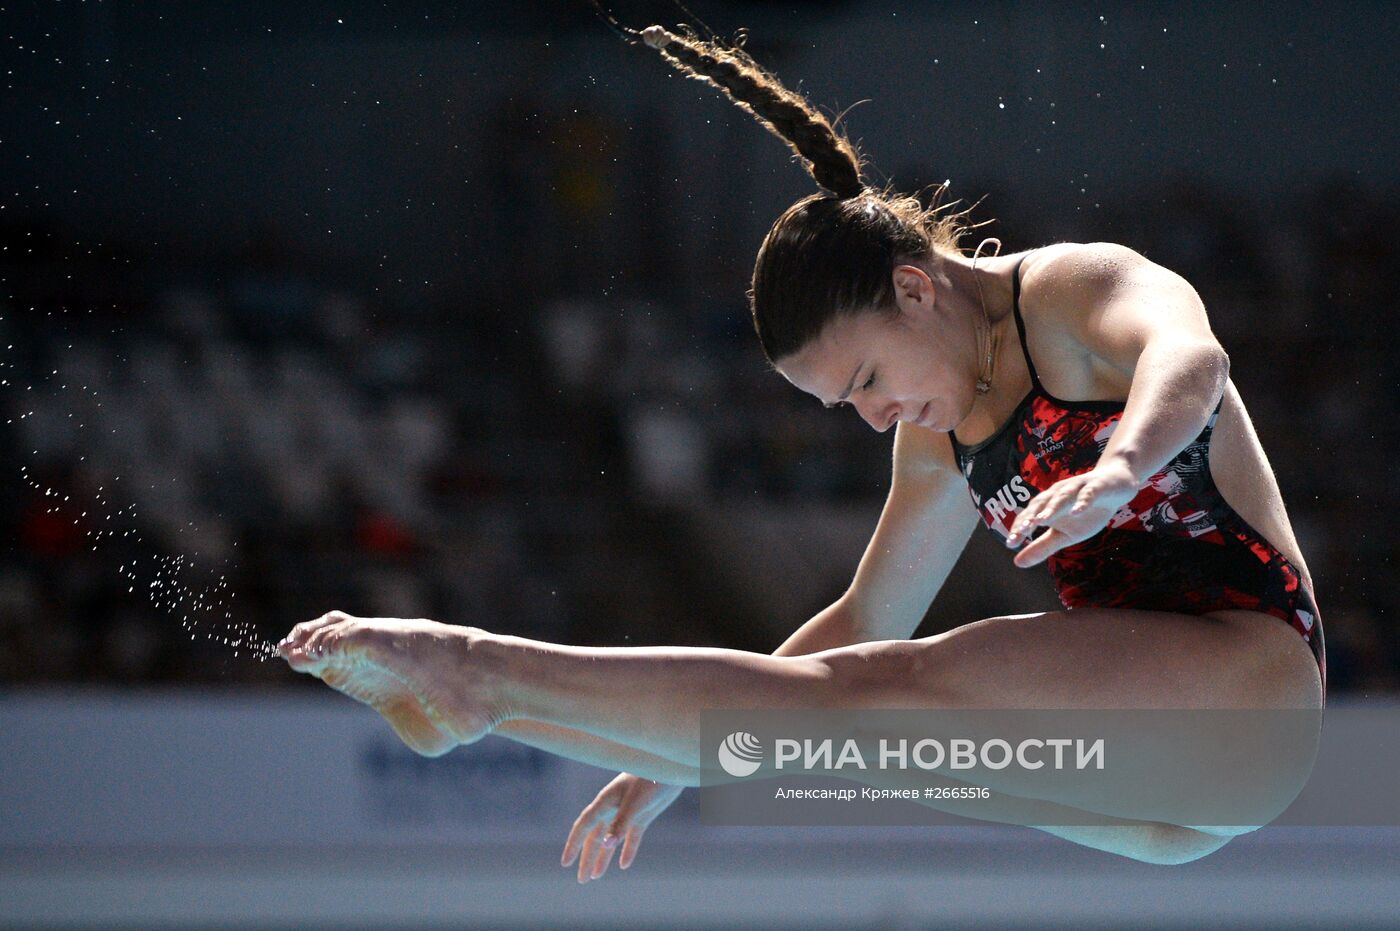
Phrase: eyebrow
[{"left": 823, "top": 366, "right": 862, "bottom": 409}]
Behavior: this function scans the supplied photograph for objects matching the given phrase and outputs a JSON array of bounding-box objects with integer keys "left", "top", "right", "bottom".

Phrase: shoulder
[
  {"left": 1019, "top": 241, "right": 1164, "bottom": 309},
  {"left": 1016, "top": 242, "right": 1216, "bottom": 374}
]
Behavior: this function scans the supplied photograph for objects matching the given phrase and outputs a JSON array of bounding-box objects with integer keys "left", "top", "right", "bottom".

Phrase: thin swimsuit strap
[
  {"left": 1007, "top": 254, "right": 1046, "bottom": 396},
  {"left": 1004, "top": 254, "right": 1223, "bottom": 417}
]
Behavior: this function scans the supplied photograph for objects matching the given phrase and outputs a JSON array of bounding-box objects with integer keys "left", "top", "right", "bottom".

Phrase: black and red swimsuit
[{"left": 949, "top": 256, "right": 1326, "bottom": 696}]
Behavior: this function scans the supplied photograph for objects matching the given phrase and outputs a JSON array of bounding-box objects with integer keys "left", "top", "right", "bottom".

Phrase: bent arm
[
  {"left": 1006, "top": 244, "right": 1238, "bottom": 563},
  {"left": 765, "top": 418, "right": 982, "bottom": 658},
  {"left": 1036, "top": 242, "right": 1230, "bottom": 484},
  {"left": 1098, "top": 339, "right": 1228, "bottom": 485}
]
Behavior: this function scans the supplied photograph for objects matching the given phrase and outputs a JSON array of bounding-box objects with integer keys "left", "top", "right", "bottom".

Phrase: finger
[
  {"left": 563, "top": 804, "right": 608, "bottom": 867},
  {"left": 619, "top": 825, "right": 645, "bottom": 870},
  {"left": 1013, "top": 526, "right": 1072, "bottom": 568},
  {"left": 604, "top": 783, "right": 644, "bottom": 849},
  {"left": 585, "top": 828, "right": 613, "bottom": 882},
  {"left": 592, "top": 832, "right": 620, "bottom": 879},
  {"left": 1070, "top": 483, "right": 1096, "bottom": 514},
  {"left": 1006, "top": 502, "right": 1041, "bottom": 543},
  {"left": 1007, "top": 490, "right": 1060, "bottom": 543},
  {"left": 577, "top": 822, "right": 603, "bottom": 883},
  {"left": 1005, "top": 516, "right": 1035, "bottom": 547},
  {"left": 563, "top": 803, "right": 603, "bottom": 867},
  {"left": 1026, "top": 484, "right": 1080, "bottom": 528},
  {"left": 561, "top": 825, "right": 580, "bottom": 867}
]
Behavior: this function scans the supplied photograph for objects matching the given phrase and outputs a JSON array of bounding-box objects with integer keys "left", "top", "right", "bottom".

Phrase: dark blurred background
[{"left": 2, "top": 0, "right": 1397, "bottom": 694}]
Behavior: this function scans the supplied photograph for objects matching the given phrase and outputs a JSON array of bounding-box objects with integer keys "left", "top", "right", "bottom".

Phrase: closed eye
[{"left": 823, "top": 372, "right": 876, "bottom": 409}]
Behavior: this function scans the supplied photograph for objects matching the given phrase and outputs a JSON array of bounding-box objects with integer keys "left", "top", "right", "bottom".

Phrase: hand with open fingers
[
  {"left": 1005, "top": 459, "right": 1141, "bottom": 568},
  {"left": 562, "top": 771, "right": 685, "bottom": 884}
]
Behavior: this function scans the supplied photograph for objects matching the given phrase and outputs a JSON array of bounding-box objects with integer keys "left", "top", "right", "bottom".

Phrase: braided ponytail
[
  {"left": 641, "top": 25, "right": 864, "bottom": 200},
  {"left": 617, "top": 19, "right": 984, "bottom": 364}
]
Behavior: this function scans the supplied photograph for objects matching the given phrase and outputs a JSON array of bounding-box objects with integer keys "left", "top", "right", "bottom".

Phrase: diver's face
[{"left": 775, "top": 268, "right": 980, "bottom": 433}]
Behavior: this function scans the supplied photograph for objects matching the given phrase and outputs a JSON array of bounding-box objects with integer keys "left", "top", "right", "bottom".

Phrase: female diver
[{"left": 277, "top": 24, "right": 1325, "bottom": 875}]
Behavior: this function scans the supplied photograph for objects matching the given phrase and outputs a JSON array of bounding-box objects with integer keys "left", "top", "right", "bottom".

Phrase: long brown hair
[{"left": 634, "top": 23, "right": 983, "bottom": 364}]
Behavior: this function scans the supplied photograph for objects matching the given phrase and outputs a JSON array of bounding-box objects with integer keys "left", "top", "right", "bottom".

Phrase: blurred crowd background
[{"left": 2, "top": 1, "right": 1397, "bottom": 693}]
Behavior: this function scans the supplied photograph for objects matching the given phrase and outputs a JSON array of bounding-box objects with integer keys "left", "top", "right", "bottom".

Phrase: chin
[
  {"left": 914, "top": 399, "right": 953, "bottom": 432},
  {"left": 945, "top": 397, "right": 974, "bottom": 429}
]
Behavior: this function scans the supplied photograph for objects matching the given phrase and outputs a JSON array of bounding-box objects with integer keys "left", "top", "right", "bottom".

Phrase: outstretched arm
[{"left": 497, "top": 719, "right": 697, "bottom": 783}]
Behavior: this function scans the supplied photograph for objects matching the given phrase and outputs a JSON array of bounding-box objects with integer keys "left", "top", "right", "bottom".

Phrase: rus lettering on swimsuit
[{"left": 969, "top": 473, "right": 1034, "bottom": 529}]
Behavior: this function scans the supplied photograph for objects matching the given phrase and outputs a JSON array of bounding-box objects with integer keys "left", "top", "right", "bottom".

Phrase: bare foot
[{"left": 278, "top": 612, "right": 503, "bottom": 757}]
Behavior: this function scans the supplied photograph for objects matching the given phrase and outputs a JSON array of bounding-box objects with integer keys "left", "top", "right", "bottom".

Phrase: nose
[{"left": 855, "top": 396, "right": 900, "bottom": 433}]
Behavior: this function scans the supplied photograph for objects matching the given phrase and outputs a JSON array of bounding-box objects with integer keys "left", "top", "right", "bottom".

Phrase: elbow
[
  {"left": 1145, "top": 337, "right": 1229, "bottom": 409},
  {"left": 1213, "top": 342, "right": 1230, "bottom": 378},
  {"left": 1177, "top": 338, "right": 1228, "bottom": 400},
  {"left": 1208, "top": 342, "right": 1230, "bottom": 399}
]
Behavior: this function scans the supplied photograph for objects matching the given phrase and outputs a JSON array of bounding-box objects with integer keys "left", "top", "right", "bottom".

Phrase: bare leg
[{"left": 280, "top": 607, "right": 1319, "bottom": 823}]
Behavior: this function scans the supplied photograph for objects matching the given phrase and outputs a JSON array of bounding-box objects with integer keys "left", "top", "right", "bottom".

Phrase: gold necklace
[{"left": 971, "top": 237, "right": 1001, "bottom": 395}]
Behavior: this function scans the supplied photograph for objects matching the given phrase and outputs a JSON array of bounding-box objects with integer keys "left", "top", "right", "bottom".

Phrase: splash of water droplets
[{"left": 2, "top": 312, "right": 279, "bottom": 665}]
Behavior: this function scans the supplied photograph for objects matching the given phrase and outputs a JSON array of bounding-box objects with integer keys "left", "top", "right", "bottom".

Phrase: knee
[
  {"left": 820, "top": 641, "right": 942, "bottom": 707},
  {"left": 1184, "top": 823, "right": 1263, "bottom": 838},
  {"left": 1134, "top": 824, "right": 1234, "bottom": 865}
]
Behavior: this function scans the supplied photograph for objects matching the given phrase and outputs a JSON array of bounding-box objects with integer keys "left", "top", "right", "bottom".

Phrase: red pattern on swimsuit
[{"left": 950, "top": 259, "right": 1326, "bottom": 696}]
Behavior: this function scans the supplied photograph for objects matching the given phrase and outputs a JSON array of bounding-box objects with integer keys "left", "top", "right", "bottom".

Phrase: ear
[{"left": 891, "top": 263, "right": 936, "bottom": 316}]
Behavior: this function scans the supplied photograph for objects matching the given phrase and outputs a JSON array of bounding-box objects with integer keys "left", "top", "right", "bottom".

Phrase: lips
[{"left": 916, "top": 402, "right": 933, "bottom": 427}]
